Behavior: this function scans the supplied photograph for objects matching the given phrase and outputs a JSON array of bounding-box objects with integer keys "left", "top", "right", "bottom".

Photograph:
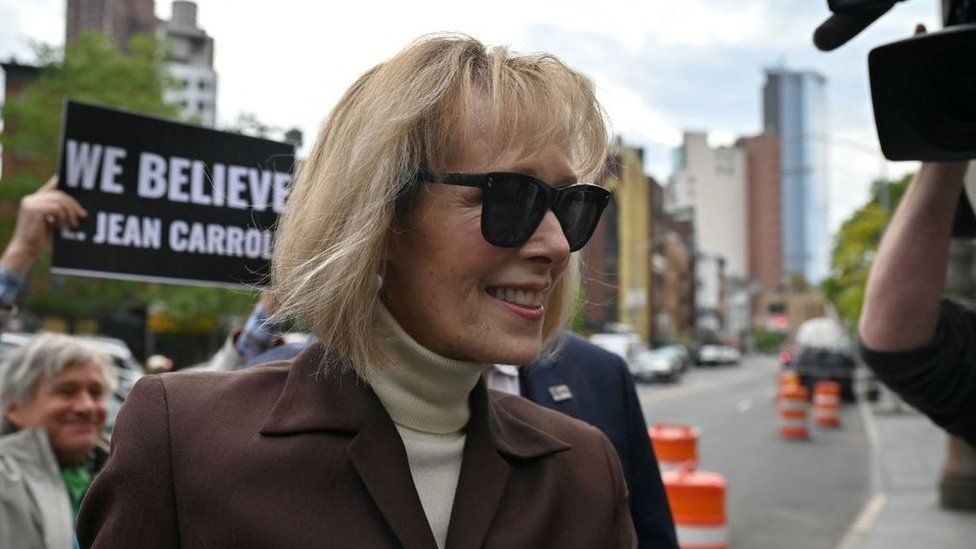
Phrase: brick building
[
  {"left": 66, "top": 0, "right": 158, "bottom": 50},
  {"left": 738, "top": 133, "right": 782, "bottom": 293}
]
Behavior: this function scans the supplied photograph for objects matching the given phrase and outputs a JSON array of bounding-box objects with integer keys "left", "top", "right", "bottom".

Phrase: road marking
[
  {"left": 639, "top": 366, "right": 770, "bottom": 406},
  {"left": 835, "top": 398, "right": 887, "bottom": 549},
  {"left": 736, "top": 398, "right": 753, "bottom": 412},
  {"left": 835, "top": 495, "right": 888, "bottom": 549}
]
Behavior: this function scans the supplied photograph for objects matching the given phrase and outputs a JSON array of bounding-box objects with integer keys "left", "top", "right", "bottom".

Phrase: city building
[
  {"left": 667, "top": 131, "right": 748, "bottom": 278},
  {"left": 579, "top": 190, "right": 619, "bottom": 334},
  {"left": 611, "top": 145, "right": 654, "bottom": 342},
  {"left": 650, "top": 179, "right": 695, "bottom": 343},
  {"left": 695, "top": 253, "right": 725, "bottom": 337},
  {"left": 738, "top": 133, "right": 783, "bottom": 293},
  {"left": 66, "top": 0, "right": 157, "bottom": 50},
  {"left": 754, "top": 290, "right": 826, "bottom": 341},
  {"left": 161, "top": 1, "right": 217, "bottom": 126},
  {"left": 763, "top": 67, "right": 830, "bottom": 283}
]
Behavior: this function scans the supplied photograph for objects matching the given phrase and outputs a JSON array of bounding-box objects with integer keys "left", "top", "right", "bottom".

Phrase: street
[{"left": 638, "top": 355, "right": 871, "bottom": 549}]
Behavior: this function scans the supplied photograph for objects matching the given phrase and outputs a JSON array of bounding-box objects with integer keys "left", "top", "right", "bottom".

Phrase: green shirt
[{"left": 60, "top": 463, "right": 92, "bottom": 520}]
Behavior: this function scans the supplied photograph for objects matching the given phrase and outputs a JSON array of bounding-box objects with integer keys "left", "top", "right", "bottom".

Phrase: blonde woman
[{"left": 79, "top": 34, "right": 636, "bottom": 548}]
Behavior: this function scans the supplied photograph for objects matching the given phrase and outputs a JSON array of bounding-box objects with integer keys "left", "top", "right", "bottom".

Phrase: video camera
[{"left": 814, "top": 0, "right": 976, "bottom": 161}]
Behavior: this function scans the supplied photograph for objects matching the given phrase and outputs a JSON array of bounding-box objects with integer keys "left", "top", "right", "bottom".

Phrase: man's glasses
[{"left": 418, "top": 172, "right": 611, "bottom": 252}]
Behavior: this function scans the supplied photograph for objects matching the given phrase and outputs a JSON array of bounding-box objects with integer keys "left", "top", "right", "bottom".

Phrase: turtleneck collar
[{"left": 366, "top": 305, "right": 488, "bottom": 435}]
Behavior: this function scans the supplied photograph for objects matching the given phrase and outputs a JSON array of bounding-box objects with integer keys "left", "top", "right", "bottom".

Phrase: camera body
[
  {"left": 870, "top": 23, "right": 976, "bottom": 161},
  {"left": 816, "top": 0, "right": 976, "bottom": 161}
]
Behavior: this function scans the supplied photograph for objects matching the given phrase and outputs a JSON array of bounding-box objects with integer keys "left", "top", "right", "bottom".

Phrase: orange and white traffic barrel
[
  {"left": 650, "top": 424, "right": 699, "bottom": 472},
  {"left": 777, "top": 370, "right": 799, "bottom": 389},
  {"left": 775, "top": 371, "right": 800, "bottom": 402},
  {"left": 777, "top": 383, "right": 810, "bottom": 439},
  {"left": 662, "top": 465, "right": 728, "bottom": 549},
  {"left": 813, "top": 380, "right": 841, "bottom": 427}
]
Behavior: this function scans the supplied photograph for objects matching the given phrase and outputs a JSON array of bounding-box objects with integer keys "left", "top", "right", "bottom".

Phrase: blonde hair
[{"left": 271, "top": 33, "right": 610, "bottom": 374}]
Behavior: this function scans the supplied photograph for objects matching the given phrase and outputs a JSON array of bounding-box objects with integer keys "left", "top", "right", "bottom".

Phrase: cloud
[{"left": 1, "top": 0, "right": 945, "bottom": 233}]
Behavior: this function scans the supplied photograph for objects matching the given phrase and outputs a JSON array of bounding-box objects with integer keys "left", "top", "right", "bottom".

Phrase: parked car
[
  {"left": 0, "top": 332, "right": 144, "bottom": 434},
  {"left": 659, "top": 344, "right": 692, "bottom": 372},
  {"left": 696, "top": 344, "right": 741, "bottom": 366},
  {"left": 589, "top": 332, "right": 643, "bottom": 364},
  {"left": 630, "top": 347, "right": 684, "bottom": 382}
]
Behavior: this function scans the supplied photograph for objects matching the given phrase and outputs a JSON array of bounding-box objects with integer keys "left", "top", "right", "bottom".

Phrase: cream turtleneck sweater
[{"left": 367, "top": 306, "right": 487, "bottom": 549}]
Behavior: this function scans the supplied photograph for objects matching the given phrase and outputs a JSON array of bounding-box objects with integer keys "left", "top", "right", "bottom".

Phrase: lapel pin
[{"left": 548, "top": 384, "right": 572, "bottom": 402}]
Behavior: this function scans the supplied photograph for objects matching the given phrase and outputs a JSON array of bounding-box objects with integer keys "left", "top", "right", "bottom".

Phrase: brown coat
[{"left": 78, "top": 345, "right": 637, "bottom": 548}]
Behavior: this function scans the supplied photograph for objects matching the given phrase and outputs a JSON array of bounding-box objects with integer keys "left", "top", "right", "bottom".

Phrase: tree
[
  {"left": 821, "top": 173, "right": 913, "bottom": 328},
  {"left": 0, "top": 33, "right": 257, "bottom": 328},
  {"left": 2, "top": 32, "right": 180, "bottom": 178}
]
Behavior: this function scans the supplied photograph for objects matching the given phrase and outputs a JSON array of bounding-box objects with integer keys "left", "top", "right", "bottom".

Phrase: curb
[{"left": 835, "top": 397, "right": 887, "bottom": 549}]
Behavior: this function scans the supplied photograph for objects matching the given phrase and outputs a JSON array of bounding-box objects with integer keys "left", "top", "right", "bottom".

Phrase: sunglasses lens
[
  {"left": 554, "top": 187, "right": 610, "bottom": 251},
  {"left": 481, "top": 175, "right": 549, "bottom": 247}
]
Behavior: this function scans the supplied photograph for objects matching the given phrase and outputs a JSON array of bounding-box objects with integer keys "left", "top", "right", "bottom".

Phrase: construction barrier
[
  {"left": 813, "top": 380, "right": 841, "bottom": 427},
  {"left": 662, "top": 465, "right": 728, "bottom": 549},
  {"left": 778, "top": 383, "right": 810, "bottom": 439},
  {"left": 775, "top": 370, "right": 801, "bottom": 402},
  {"left": 650, "top": 424, "right": 699, "bottom": 472},
  {"left": 777, "top": 370, "right": 800, "bottom": 388}
]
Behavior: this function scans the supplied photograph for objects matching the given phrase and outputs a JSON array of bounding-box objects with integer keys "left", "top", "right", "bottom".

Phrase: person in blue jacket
[{"left": 510, "top": 333, "right": 678, "bottom": 548}]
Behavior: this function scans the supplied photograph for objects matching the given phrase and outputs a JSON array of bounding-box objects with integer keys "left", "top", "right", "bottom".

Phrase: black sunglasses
[{"left": 418, "top": 172, "right": 611, "bottom": 252}]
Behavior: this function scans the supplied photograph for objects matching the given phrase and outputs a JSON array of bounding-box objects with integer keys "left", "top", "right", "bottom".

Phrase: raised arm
[
  {"left": 0, "top": 177, "right": 86, "bottom": 277},
  {"left": 858, "top": 162, "right": 970, "bottom": 351}
]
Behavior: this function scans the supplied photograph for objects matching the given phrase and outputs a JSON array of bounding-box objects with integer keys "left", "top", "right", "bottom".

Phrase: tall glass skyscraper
[{"left": 763, "top": 68, "right": 829, "bottom": 284}]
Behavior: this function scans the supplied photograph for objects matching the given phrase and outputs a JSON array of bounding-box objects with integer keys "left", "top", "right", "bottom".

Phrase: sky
[{"left": 0, "top": 0, "right": 945, "bottom": 235}]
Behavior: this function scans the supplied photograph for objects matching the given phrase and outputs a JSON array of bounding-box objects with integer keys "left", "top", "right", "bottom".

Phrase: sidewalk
[{"left": 837, "top": 394, "right": 976, "bottom": 549}]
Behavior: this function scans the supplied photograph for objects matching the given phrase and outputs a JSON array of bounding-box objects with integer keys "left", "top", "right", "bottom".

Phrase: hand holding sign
[{"left": 0, "top": 177, "right": 87, "bottom": 277}]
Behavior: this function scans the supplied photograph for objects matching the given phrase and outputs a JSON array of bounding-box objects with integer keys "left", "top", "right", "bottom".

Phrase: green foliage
[
  {"left": 821, "top": 173, "right": 914, "bottom": 328},
  {"left": 569, "top": 283, "right": 588, "bottom": 334},
  {"left": 0, "top": 33, "right": 254, "bottom": 325},
  {"left": 146, "top": 285, "right": 258, "bottom": 324},
  {"left": 228, "top": 111, "right": 279, "bottom": 138},
  {"left": 753, "top": 327, "right": 786, "bottom": 352},
  {"left": 1, "top": 32, "right": 180, "bottom": 178}
]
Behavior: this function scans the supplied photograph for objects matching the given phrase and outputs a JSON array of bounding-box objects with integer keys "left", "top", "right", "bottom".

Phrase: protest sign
[{"left": 52, "top": 101, "right": 294, "bottom": 288}]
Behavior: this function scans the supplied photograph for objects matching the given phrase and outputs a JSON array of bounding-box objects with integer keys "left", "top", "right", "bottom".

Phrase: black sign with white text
[{"left": 52, "top": 101, "right": 294, "bottom": 287}]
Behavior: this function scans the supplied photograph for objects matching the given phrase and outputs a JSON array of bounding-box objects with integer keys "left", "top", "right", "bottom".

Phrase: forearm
[
  {"left": 859, "top": 162, "right": 970, "bottom": 351},
  {"left": 0, "top": 242, "right": 38, "bottom": 278}
]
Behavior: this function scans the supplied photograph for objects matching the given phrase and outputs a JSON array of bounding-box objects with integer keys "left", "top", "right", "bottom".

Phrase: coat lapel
[
  {"left": 261, "top": 346, "right": 573, "bottom": 549},
  {"left": 348, "top": 415, "right": 439, "bottom": 549},
  {"left": 444, "top": 381, "right": 573, "bottom": 549},
  {"left": 444, "top": 381, "right": 510, "bottom": 549},
  {"left": 260, "top": 345, "right": 437, "bottom": 549}
]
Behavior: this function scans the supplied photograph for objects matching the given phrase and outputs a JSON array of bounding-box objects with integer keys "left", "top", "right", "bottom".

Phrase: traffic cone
[
  {"left": 650, "top": 424, "right": 699, "bottom": 472},
  {"left": 778, "top": 383, "right": 810, "bottom": 439},
  {"left": 662, "top": 464, "right": 728, "bottom": 549},
  {"left": 813, "top": 380, "right": 841, "bottom": 427}
]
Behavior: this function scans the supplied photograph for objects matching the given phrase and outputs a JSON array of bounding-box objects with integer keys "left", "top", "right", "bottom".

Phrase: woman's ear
[{"left": 4, "top": 402, "right": 30, "bottom": 430}]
